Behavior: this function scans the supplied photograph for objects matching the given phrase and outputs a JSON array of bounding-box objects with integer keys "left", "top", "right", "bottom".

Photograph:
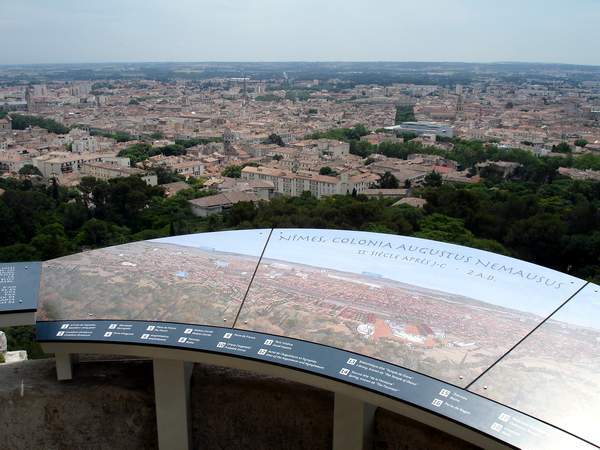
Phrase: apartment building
[
  {"left": 241, "top": 166, "right": 378, "bottom": 198},
  {"left": 289, "top": 139, "right": 350, "bottom": 158},
  {"left": 80, "top": 162, "right": 158, "bottom": 186},
  {"left": 32, "top": 152, "right": 126, "bottom": 178},
  {"left": 145, "top": 155, "right": 204, "bottom": 178}
]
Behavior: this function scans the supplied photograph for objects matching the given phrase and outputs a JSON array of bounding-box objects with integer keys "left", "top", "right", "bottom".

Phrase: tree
[
  {"left": 226, "top": 201, "right": 258, "bottom": 227},
  {"left": 0, "top": 244, "right": 39, "bottom": 262},
  {"left": 62, "top": 201, "right": 89, "bottom": 232},
  {"left": 10, "top": 114, "right": 69, "bottom": 134},
  {"left": 2, "top": 326, "right": 46, "bottom": 359},
  {"left": 78, "top": 176, "right": 100, "bottom": 209},
  {"left": 573, "top": 154, "right": 600, "bottom": 171},
  {"left": 553, "top": 142, "right": 571, "bottom": 153},
  {"left": 574, "top": 139, "right": 588, "bottom": 148},
  {"left": 152, "top": 167, "right": 184, "bottom": 184},
  {"left": 30, "top": 223, "right": 72, "bottom": 260},
  {"left": 18, "top": 165, "right": 43, "bottom": 176},
  {"left": 89, "top": 128, "right": 135, "bottom": 142},
  {"left": 319, "top": 166, "right": 334, "bottom": 176},
  {"left": 308, "top": 124, "right": 369, "bottom": 142},
  {"left": 175, "top": 136, "right": 223, "bottom": 148},
  {"left": 264, "top": 133, "right": 285, "bottom": 146},
  {"left": 350, "top": 140, "right": 375, "bottom": 158},
  {"left": 104, "top": 177, "right": 164, "bottom": 227},
  {"left": 255, "top": 94, "right": 281, "bottom": 102},
  {"left": 159, "top": 144, "right": 186, "bottom": 157},
  {"left": 75, "top": 218, "right": 129, "bottom": 247},
  {"left": 117, "top": 143, "right": 153, "bottom": 163},
  {"left": 0, "top": 200, "right": 20, "bottom": 246},
  {"left": 398, "top": 132, "right": 418, "bottom": 141},
  {"left": 349, "top": 124, "right": 369, "bottom": 140},
  {"left": 221, "top": 165, "right": 242, "bottom": 178},
  {"left": 149, "top": 132, "right": 165, "bottom": 140},
  {"left": 50, "top": 177, "right": 59, "bottom": 202},
  {"left": 378, "top": 172, "right": 399, "bottom": 189},
  {"left": 416, "top": 214, "right": 508, "bottom": 254},
  {"left": 395, "top": 105, "right": 415, "bottom": 124},
  {"left": 424, "top": 171, "right": 443, "bottom": 187},
  {"left": 1, "top": 189, "right": 54, "bottom": 242},
  {"left": 505, "top": 213, "right": 568, "bottom": 267}
]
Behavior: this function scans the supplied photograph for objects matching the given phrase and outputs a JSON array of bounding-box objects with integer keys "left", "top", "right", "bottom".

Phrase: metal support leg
[
  {"left": 333, "top": 393, "right": 376, "bottom": 450},
  {"left": 55, "top": 353, "right": 76, "bottom": 381},
  {"left": 153, "top": 359, "right": 193, "bottom": 450}
]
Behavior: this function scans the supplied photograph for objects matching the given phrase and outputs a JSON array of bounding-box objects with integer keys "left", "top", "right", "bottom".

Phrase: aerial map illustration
[
  {"left": 470, "top": 283, "right": 600, "bottom": 444},
  {"left": 37, "top": 228, "right": 585, "bottom": 388},
  {"left": 236, "top": 229, "right": 584, "bottom": 386},
  {"left": 37, "top": 230, "right": 269, "bottom": 326}
]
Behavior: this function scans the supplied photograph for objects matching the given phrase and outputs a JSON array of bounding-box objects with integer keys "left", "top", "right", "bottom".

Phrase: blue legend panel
[{"left": 37, "top": 319, "right": 594, "bottom": 450}]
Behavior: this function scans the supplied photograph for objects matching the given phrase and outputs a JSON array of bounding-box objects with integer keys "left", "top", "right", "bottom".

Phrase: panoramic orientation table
[{"left": 2, "top": 229, "right": 599, "bottom": 450}]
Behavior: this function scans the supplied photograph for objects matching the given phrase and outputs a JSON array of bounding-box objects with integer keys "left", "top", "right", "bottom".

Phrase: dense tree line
[
  {"left": 7, "top": 114, "right": 70, "bottom": 134},
  {"left": 174, "top": 136, "right": 223, "bottom": 147},
  {"left": 220, "top": 182, "right": 600, "bottom": 281},
  {"left": 88, "top": 128, "right": 135, "bottom": 142},
  {"left": 1, "top": 113, "right": 224, "bottom": 147},
  {"left": 2, "top": 168, "right": 600, "bottom": 356},
  {"left": 117, "top": 143, "right": 187, "bottom": 163},
  {"left": 0, "top": 175, "right": 222, "bottom": 263},
  {"left": 255, "top": 94, "right": 281, "bottom": 102},
  {"left": 2, "top": 172, "right": 597, "bottom": 280},
  {"left": 308, "top": 124, "right": 369, "bottom": 141}
]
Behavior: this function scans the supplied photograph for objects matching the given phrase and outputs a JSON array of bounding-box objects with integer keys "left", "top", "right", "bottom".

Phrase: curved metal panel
[
  {"left": 37, "top": 229, "right": 270, "bottom": 325},
  {"left": 36, "top": 319, "right": 593, "bottom": 450},
  {"left": 469, "top": 283, "right": 600, "bottom": 446},
  {"left": 237, "top": 229, "right": 584, "bottom": 387},
  {"left": 33, "top": 229, "right": 597, "bottom": 448}
]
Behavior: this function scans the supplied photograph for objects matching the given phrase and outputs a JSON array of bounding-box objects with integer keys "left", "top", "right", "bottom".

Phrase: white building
[
  {"left": 241, "top": 166, "right": 378, "bottom": 198},
  {"left": 80, "top": 162, "right": 157, "bottom": 186},
  {"left": 385, "top": 122, "right": 454, "bottom": 138},
  {"left": 32, "top": 152, "right": 125, "bottom": 178},
  {"left": 72, "top": 136, "right": 99, "bottom": 153}
]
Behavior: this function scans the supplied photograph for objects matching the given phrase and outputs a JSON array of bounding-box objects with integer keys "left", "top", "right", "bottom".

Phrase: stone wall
[{"left": 0, "top": 356, "right": 478, "bottom": 450}]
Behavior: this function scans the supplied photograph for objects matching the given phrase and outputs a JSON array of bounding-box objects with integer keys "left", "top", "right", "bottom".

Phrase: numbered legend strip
[{"left": 36, "top": 320, "right": 593, "bottom": 450}]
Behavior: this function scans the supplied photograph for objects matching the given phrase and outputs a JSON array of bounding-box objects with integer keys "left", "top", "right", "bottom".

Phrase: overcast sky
[{"left": 2, "top": 0, "right": 600, "bottom": 65}]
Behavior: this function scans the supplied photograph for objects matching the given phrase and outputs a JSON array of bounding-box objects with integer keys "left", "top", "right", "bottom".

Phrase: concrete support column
[
  {"left": 54, "top": 353, "right": 77, "bottom": 381},
  {"left": 333, "top": 393, "right": 376, "bottom": 450},
  {"left": 153, "top": 359, "right": 193, "bottom": 450}
]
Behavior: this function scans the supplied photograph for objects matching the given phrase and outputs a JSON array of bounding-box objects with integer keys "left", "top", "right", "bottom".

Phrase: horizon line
[{"left": 1, "top": 59, "right": 600, "bottom": 69}]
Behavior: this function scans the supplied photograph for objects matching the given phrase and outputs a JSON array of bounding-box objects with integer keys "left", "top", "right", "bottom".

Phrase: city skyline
[
  {"left": 2, "top": 0, "right": 600, "bottom": 65},
  {"left": 2, "top": 1, "right": 599, "bottom": 445}
]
